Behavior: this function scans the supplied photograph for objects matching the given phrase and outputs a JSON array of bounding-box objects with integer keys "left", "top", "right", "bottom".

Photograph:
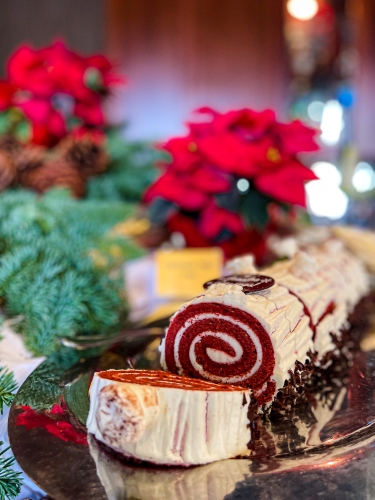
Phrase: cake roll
[
  {"left": 160, "top": 275, "right": 312, "bottom": 404},
  {"left": 87, "top": 369, "right": 251, "bottom": 466}
]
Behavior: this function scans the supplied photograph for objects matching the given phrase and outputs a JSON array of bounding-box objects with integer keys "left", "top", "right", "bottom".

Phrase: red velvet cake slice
[{"left": 87, "top": 369, "right": 251, "bottom": 466}]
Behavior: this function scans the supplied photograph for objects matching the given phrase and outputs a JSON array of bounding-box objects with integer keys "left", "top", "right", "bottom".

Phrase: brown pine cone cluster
[
  {"left": 58, "top": 135, "right": 109, "bottom": 177},
  {"left": 0, "top": 134, "right": 109, "bottom": 197}
]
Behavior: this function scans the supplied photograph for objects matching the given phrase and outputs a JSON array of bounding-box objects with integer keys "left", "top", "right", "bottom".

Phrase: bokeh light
[
  {"left": 352, "top": 162, "right": 375, "bottom": 193},
  {"left": 287, "top": 0, "right": 319, "bottom": 21},
  {"left": 307, "top": 101, "right": 325, "bottom": 122},
  {"left": 237, "top": 178, "right": 250, "bottom": 193},
  {"left": 320, "top": 100, "right": 344, "bottom": 146},
  {"left": 311, "top": 161, "right": 342, "bottom": 186}
]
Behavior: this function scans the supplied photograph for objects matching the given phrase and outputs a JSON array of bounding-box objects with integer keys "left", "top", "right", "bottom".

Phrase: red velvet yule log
[
  {"left": 160, "top": 276, "right": 312, "bottom": 404},
  {"left": 87, "top": 369, "right": 251, "bottom": 465}
]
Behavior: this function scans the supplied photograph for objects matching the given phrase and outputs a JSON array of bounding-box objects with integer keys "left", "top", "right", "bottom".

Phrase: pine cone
[
  {"left": 14, "top": 145, "right": 45, "bottom": 172},
  {"left": 0, "top": 134, "right": 21, "bottom": 156},
  {"left": 0, "top": 150, "right": 17, "bottom": 190},
  {"left": 59, "top": 136, "right": 109, "bottom": 178},
  {"left": 19, "top": 159, "right": 86, "bottom": 197}
]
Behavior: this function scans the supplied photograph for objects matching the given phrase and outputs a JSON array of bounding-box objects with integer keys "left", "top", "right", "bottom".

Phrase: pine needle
[
  {"left": 0, "top": 368, "right": 17, "bottom": 415},
  {"left": 0, "top": 442, "right": 22, "bottom": 500}
]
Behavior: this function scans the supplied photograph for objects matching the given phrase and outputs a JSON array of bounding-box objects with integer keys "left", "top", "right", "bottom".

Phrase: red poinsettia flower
[
  {"left": 144, "top": 164, "right": 231, "bottom": 210},
  {"left": 195, "top": 133, "right": 269, "bottom": 177},
  {"left": 74, "top": 97, "right": 104, "bottom": 126},
  {"left": 196, "top": 107, "right": 276, "bottom": 139},
  {"left": 16, "top": 97, "right": 66, "bottom": 146},
  {"left": 167, "top": 212, "right": 211, "bottom": 248},
  {"left": 162, "top": 137, "right": 201, "bottom": 172},
  {"left": 146, "top": 106, "right": 319, "bottom": 249},
  {"left": 167, "top": 212, "right": 266, "bottom": 261},
  {"left": 144, "top": 170, "right": 208, "bottom": 210},
  {"left": 8, "top": 41, "right": 92, "bottom": 101},
  {"left": 0, "top": 81, "right": 17, "bottom": 110},
  {"left": 198, "top": 201, "right": 244, "bottom": 239},
  {"left": 253, "top": 158, "right": 318, "bottom": 206},
  {"left": 7, "top": 45, "right": 55, "bottom": 97},
  {"left": 271, "top": 120, "right": 320, "bottom": 155},
  {"left": 7, "top": 40, "right": 123, "bottom": 122}
]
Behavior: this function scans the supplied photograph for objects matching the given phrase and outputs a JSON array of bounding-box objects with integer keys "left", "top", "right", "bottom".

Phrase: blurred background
[{"left": 0, "top": 0, "right": 375, "bottom": 224}]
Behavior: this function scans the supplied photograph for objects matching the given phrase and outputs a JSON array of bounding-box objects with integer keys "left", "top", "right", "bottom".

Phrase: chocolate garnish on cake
[{"left": 203, "top": 274, "right": 275, "bottom": 294}]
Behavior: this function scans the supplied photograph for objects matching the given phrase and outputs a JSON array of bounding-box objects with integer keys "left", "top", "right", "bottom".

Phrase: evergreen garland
[
  {"left": 0, "top": 443, "right": 22, "bottom": 500},
  {"left": 0, "top": 369, "right": 21, "bottom": 500},
  {"left": 0, "top": 369, "right": 17, "bottom": 415},
  {"left": 0, "top": 188, "right": 144, "bottom": 356}
]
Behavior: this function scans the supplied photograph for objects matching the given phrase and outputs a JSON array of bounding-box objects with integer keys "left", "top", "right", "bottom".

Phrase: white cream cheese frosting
[
  {"left": 264, "top": 252, "right": 336, "bottom": 328},
  {"left": 225, "top": 254, "right": 257, "bottom": 275}
]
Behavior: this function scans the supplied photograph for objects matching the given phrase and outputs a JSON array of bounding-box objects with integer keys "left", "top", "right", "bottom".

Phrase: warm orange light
[
  {"left": 287, "top": 0, "right": 319, "bottom": 21},
  {"left": 321, "top": 459, "right": 343, "bottom": 468}
]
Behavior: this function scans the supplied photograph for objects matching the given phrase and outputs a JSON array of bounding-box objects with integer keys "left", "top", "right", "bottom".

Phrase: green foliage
[
  {"left": 0, "top": 443, "right": 22, "bottom": 500},
  {"left": 16, "top": 347, "right": 84, "bottom": 411},
  {"left": 87, "top": 129, "right": 166, "bottom": 203},
  {"left": 0, "top": 368, "right": 17, "bottom": 415},
  {"left": 240, "top": 187, "right": 274, "bottom": 230},
  {"left": 0, "top": 189, "right": 144, "bottom": 356},
  {"left": 0, "top": 372, "right": 20, "bottom": 500}
]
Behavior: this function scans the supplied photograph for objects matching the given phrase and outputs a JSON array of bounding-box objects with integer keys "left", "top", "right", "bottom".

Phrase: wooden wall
[
  {"left": 0, "top": 0, "right": 104, "bottom": 76},
  {"left": 105, "top": 0, "right": 288, "bottom": 140}
]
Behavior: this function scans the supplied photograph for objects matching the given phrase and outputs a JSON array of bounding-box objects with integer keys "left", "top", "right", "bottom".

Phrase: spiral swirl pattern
[{"left": 164, "top": 303, "right": 275, "bottom": 389}]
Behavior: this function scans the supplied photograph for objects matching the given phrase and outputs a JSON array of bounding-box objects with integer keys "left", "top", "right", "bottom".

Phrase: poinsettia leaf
[
  {"left": 84, "top": 67, "right": 103, "bottom": 91},
  {"left": 240, "top": 188, "right": 272, "bottom": 230},
  {"left": 0, "top": 112, "right": 11, "bottom": 135},
  {"left": 215, "top": 186, "right": 240, "bottom": 212},
  {"left": 14, "top": 120, "right": 32, "bottom": 142},
  {"left": 148, "top": 198, "right": 177, "bottom": 225}
]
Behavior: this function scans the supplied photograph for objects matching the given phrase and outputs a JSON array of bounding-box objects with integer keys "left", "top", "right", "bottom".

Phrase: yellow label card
[{"left": 155, "top": 248, "right": 223, "bottom": 299}]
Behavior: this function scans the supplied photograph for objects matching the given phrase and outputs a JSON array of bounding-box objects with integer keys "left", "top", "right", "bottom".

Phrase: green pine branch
[
  {"left": 0, "top": 188, "right": 144, "bottom": 356},
  {"left": 0, "top": 368, "right": 17, "bottom": 415},
  {"left": 0, "top": 442, "right": 22, "bottom": 500},
  {"left": 0, "top": 372, "right": 21, "bottom": 500}
]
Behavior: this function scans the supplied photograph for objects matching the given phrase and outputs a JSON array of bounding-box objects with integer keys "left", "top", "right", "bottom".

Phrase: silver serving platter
[{"left": 8, "top": 316, "right": 375, "bottom": 500}]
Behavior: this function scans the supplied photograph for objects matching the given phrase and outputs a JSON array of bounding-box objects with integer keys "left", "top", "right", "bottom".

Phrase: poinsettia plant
[
  {"left": 0, "top": 40, "right": 125, "bottom": 196},
  {"left": 144, "top": 107, "right": 319, "bottom": 259}
]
